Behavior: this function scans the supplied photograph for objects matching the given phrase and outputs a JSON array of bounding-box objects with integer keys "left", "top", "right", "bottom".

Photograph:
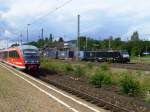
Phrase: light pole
[
  {"left": 27, "top": 24, "right": 30, "bottom": 43},
  {"left": 77, "top": 14, "right": 80, "bottom": 61},
  {"left": 20, "top": 33, "right": 23, "bottom": 45},
  {"left": 6, "top": 39, "right": 8, "bottom": 48},
  {"left": 146, "top": 38, "right": 148, "bottom": 56},
  {"left": 86, "top": 37, "right": 88, "bottom": 51}
]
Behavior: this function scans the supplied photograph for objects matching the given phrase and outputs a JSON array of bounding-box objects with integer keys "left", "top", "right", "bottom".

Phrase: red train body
[{"left": 0, "top": 45, "right": 40, "bottom": 71}]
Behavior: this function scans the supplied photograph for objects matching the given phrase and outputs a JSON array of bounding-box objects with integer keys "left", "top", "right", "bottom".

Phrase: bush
[
  {"left": 41, "top": 58, "right": 49, "bottom": 63},
  {"left": 103, "top": 72, "right": 112, "bottom": 84},
  {"left": 74, "top": 65, "right": 84, "bottom": 77},
  {"left": 100, "top": 63, "right": 109, "bottom": 71},
  {"left": 89, "top": 71, "right": 112, "bottom": 88},
  {"left": 64, "top": 64, "right": 74, "bottom": 74},
  {"left": 86, "top": 62, "right": 94, "bottom": 69},
  {"left": 145, "top": 92, "right": 150, "bottom": 103},
  {"left": 131, "top": 47, "right": 141, "bottom": 56},
  {"left": 41, "top": 59, "right": 64, "bottom": 73},
  {"left": 46, "top": 63, "right": 58, "bottom": 72},
  {"left": 120, "top": 74, "right": 141, "bottom": 96},
  {"left": 141, "top": 76, "right": 150, "bottom": 92}
]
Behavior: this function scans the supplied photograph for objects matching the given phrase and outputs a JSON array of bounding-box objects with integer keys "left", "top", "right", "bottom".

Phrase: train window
[
  {"left": 9, "top": 52, "right": 11, "bottom": 57},
  {"left": 9, "top": 51, "right": 13, "bottom": 58},
  {"left": 23, "top": 49, "right": 38, "bottom": 56},
  {"left": 104, "top": 52, "right": 108, "bottom": 57},
  {"left": 9, "top": 51, "right": 19, "bottom": 58},
  {"left": 4, "top": 51, "right": 8, "bottom": 59},
  {"left": 121, "top": 51, "right": 129, "bottom": 55},
  {"left": 14, "top": 51, "right": 19, "bottom": 58}
]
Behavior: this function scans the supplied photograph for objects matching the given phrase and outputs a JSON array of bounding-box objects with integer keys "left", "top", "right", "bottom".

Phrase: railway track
[
  {"left": 40, "top": 78, "right": 130, "bottom": 112},
  {"left": 110, "top": 63, "right": 150, "bottom": 71},
  {"left": 26, "top": 71, "right": 131, "bottom": 112},
  {"left": 42, "top": 79, "right": 130, "bottom": 112},
  {"left": 61, "top": 60, "right": 150, "bottom": 71}
]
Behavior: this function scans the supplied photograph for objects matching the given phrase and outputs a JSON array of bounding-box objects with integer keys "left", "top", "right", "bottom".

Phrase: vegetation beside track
[
  {"left": 131, "top": 56, "right": 150, "bottom": 64},
  {"left": 41, "top": 58, "right": 150, "bottom": 103}
]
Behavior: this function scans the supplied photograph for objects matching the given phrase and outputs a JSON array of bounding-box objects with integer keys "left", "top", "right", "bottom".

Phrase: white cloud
[
  {"left": 0, "top": 0, "right": 150, "bottom": 48},
  {"left": 125, "top": 23, "right": 150, "bottom": 39},
  {"left": 4, "top": 30, "right": 12, "bottom": 37}
]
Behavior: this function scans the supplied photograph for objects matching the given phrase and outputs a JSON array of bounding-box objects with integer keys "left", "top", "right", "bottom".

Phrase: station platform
[{"left": 0, "top": 63, "right": 108, "bottom": 112}]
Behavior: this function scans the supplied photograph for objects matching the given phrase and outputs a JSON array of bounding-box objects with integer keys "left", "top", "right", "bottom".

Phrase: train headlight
[
  {"left": 123, "top": 54, "right": 129, "bottom": 58},
  {"left": 16, "top": 62, "right": 22, "bottom": 65}
]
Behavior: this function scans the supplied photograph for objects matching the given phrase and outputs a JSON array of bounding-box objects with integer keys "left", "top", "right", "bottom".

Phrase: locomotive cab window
[
  {"left": 23, "top": 49, "right": 39, "bottom": 60},
  {"left": 9, "top": 51, "right": 20, "bottom": 58},
  {"left": 23, "top": 49, "right": 39, "bottom": 56}
]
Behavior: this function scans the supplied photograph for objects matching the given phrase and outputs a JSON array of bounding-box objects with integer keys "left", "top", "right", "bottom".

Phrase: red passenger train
[{"left": 0, "top": 45, "right": 40, "bottom": 70}]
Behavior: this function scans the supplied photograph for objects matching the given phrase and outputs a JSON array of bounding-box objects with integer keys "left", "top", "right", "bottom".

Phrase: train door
[{"left": 9, "top": 50, "right": 23, "bottom": 67}]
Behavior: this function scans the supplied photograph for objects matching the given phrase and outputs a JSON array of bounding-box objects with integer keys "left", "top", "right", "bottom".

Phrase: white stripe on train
[{"left": 3, "top": 61, "right": 25, "bottom": 69}]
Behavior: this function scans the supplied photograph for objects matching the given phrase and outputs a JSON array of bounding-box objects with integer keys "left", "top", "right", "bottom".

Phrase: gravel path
[
  {"left": 0, "top": 64, "right": 108, "bottom": 112},
  {"left": 0, "top": 66, "right": 73, "bottom": 112}
]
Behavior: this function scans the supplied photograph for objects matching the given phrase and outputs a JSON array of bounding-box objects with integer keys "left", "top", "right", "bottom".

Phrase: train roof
[
  {"left": 17, "top": 45, "right": 38, "bottom": 50},
  {"left": 80, "top": 50, "right": 128, "bottom": 52},
  {"left": 0, "top": 45, "right": 38, "bottom": 52}
]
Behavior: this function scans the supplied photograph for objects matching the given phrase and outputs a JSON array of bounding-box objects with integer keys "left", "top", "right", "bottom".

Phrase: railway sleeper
[{"left": 40, "top": 78, "right": 131, "bottom": 112}]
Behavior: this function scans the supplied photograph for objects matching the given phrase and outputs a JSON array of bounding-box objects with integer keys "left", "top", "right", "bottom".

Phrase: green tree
[
  {"left": 101, "top": 39, "right": 109, "bottom": 49},
  {"left": 112, "top": 37, "right": 123, "bottom": 49},
  {"left": 45, "top": 37, "right": 48, "bottom": 42},
  {"left": 49, "top": 34, "right": 53, "bottom": 42},
  {"left": 11, "top": 43, "right": 19, "bottom": 47},
  {"left": 131, "top": 31, "right": 139, "bottom": 41},
  {"left": 58, "top": 37, "right": 64, "bottom": 42}
]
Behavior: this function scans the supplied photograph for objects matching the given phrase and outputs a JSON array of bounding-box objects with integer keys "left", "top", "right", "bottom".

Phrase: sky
[{"left": 0, "top": 0, "right": 150, "bottom": 48}]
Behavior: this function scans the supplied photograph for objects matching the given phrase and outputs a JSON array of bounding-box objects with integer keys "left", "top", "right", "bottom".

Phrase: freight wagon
[{"left": 44, "top": 50, "right": 130, "bottom": 63}]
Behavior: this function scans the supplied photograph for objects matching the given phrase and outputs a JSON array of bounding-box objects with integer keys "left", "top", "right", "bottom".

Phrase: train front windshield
[
  {"left": 120, "top": 51, "right": 129, "bottom": 58},
  {"left": 23, "top": 49, "right": 39, "bottom": 60}
]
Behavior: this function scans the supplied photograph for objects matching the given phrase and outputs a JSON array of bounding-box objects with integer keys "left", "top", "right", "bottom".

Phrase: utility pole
[
  {"left": 86, "top": 37, "right": 88, "bottom": 51},
  {"left": 27, "top": 24, "right": 30, "bottom": 43},
  {"left": 41, "top": 28, "right": 44, "bottom": 47},
  {"left": 77, "top": 14, "right": 80, "bottom": 60},
  {"left": 109, "top": 39, "right": 111, "bottom": 49},
  {"left": 6, "top": 39, "right": 8, "bottom": 48},
  {"left": 41, "top": 28, "right": 44, "bottom": 40},
  {"left": 109, "top": 36, "right": 112, "bottom": 50},
  {"left": 49, "top": 33, "right": 53, "bottom": 42},
  {"left": 20, "top": 33, "right": 22, "bottom": 45},
  {"left": 146, "top": 38, "right": 148, "bottom": 56}
]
